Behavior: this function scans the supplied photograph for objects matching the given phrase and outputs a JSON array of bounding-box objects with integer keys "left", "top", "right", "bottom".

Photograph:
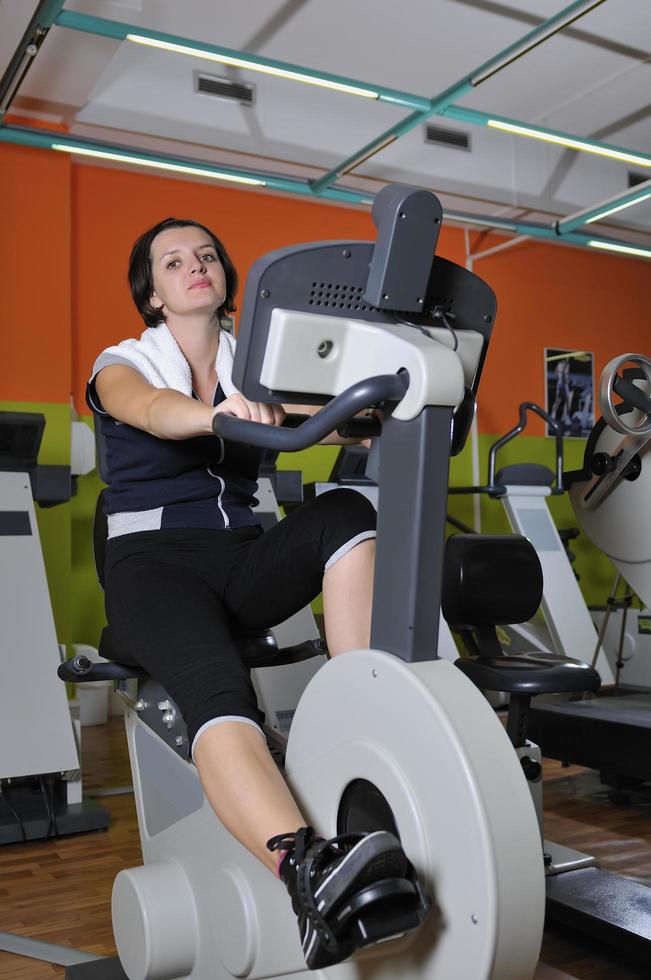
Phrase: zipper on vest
[{"left": 207, "top": 466, "right": 230, "bottom": 529}]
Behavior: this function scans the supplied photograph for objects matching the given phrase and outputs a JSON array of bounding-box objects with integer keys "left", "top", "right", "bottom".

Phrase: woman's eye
[
  {"left": 167, "top": 259, "right": 180, "bottom": 269},
  {"left": 202, "top": 253, "right": 215, "bottom": 262}
]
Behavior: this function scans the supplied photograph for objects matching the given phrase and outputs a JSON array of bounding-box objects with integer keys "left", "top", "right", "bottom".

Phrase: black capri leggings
[{"left": 104, "top": 488, "right": 376, "bottom": 751}]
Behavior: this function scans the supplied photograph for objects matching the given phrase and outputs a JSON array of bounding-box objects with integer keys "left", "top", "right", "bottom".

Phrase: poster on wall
[{"left": 544, "top": 348, "right": 594, "bottom": 437}]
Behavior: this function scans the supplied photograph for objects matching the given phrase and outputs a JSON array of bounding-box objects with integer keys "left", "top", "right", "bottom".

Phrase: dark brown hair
[{"left": 128, "top": 217, "right": 238, "bottom": 328}]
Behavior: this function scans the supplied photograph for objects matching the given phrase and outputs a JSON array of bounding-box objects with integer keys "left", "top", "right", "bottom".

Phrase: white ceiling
[{"left": 3, "top": 0, "right": 651, "bottom": 240}]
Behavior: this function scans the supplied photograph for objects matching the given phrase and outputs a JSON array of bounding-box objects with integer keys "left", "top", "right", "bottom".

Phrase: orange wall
[
  {"left": 475, "top": 236, "right": 651, "bottom": 435},
  {"left": 0, "top": 144, "right": 71, "bottom": 403},
  {"left": 2, "top": 142, "right": 650, "bottom": 433}
]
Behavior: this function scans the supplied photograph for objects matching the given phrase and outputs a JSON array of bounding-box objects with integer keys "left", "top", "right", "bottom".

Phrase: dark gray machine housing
[
  {"left": 0, "top": 411, "right": 71, "bottom": 506},
  {"left": 233, "top": 186, "right": 496, "bottom": 418}
]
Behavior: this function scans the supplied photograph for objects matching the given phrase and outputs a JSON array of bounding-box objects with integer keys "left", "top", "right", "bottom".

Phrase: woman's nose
[{"left": 190, "top": 257, "right": 206, "bottom": 274}]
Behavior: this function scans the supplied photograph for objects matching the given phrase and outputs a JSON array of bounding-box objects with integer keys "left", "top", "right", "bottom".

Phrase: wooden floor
[{"left": 1, "top": 715, "right": 650, "bottom": 979}]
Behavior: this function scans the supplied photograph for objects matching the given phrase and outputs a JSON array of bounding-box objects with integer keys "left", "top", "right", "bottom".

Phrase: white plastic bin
[{"left": 76, "top": 679, "right": 111, "bottom": 726}]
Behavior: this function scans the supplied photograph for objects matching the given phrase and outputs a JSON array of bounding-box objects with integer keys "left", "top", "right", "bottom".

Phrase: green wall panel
[{"left": 277, "top": 445, "right": 340, "bottom": 482}]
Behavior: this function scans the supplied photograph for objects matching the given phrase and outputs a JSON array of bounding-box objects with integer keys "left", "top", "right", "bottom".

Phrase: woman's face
[{"left": 149, "top": 225, "right": 227, "bottom": 321}]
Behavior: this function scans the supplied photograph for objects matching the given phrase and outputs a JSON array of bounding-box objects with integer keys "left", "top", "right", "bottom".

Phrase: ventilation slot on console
[{"left": 308, "top": 283, "right": 378, "bottom": 312}]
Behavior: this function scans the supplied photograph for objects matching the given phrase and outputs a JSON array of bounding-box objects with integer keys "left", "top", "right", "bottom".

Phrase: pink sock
[{"left": 274, "top": 849, "right": 289, "bottom": 878}]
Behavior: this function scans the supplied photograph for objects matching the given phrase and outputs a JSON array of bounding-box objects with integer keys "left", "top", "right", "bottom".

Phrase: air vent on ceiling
[
  {"left": 628, "top": 170, "right": 648, "bottom": 188},
  {"left": 425, "top": 124, "right": 471, "bottom": 151},
  {"left": 194, "top": 72, "right": 255, "bottom": 106}
]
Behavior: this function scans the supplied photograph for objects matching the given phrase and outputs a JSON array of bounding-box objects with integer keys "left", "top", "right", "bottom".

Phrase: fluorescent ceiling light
[
  {"left": 588, "top": 240, "right": 651, "bottom": 260},
  {"left": 487, "top": 119, "right": 651, "bottom": 169},
  {"left": 585, "top": 193, "right": 651, "bottom": 225},
  {"left": 51, "top": 144, "right": 266, "bottom": 185},
  {"left": 126, "top": 34, "right": 380, "bottom": 99}
]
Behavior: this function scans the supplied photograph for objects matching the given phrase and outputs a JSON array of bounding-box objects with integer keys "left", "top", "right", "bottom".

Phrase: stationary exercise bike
[
  {"left": 57, "top": 186, "right": 556, "bottom": 980},
  {"left": 528, "top": 355, "right": 651, "bottom": 792},
  {"left": 447, "top": 401, "right": 616, "bottom": 681}
]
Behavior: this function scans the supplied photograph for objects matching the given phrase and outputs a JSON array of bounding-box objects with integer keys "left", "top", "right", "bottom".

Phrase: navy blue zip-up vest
[{"left": 87, "top": 376, "right": 265, "bottom": 534}]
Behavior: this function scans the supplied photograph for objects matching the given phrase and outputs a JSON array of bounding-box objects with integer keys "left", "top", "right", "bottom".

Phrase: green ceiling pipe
[
  {"left": 556, "top": 180, "right": 651, "bottom": 234},
  {"left": 34, "top": 0, "right": 67, "bottom": 25},
  {"left": 445, "top": 207, "right": 651, "bottom": 258}
]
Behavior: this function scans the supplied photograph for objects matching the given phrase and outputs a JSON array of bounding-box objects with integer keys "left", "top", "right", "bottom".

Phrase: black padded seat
[
  {"left": 495, "top": 463, "right": 555, "bottom": 487},
  {"left": 443, "top": 533, "right": 601, "bottom": 704},
  {"left": 442, "top": 533, "right": 543, "bottom": 628},
  {"left": 456, "top": 652, "right": 600, "bottom": 696}
]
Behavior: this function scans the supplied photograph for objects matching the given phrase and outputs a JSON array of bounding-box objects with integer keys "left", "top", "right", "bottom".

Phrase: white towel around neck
[{"left": 91, "top": 321, "right": 239, "bottom": 398}]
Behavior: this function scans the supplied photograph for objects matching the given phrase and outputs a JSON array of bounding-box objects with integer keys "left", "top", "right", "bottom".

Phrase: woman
[{"left": 87, "top": 217, "right": 422, "bottom": 968}]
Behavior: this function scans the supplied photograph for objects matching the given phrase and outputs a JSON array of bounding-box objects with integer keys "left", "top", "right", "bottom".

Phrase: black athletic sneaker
[{"left": 267, "top": 826, "right": 430, "bottom": 970}]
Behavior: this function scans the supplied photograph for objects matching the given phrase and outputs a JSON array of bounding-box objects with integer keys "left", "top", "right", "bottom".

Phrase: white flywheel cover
[{"left": 285, "top": 651, "right": 545, "bottom": 980}]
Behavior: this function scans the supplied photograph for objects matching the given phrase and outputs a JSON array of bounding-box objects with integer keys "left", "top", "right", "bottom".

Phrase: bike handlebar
[
  {"left": 487, "top": 402, "right": 564, "bottom": 491},
  {"left": 212, "top": 374, "right": 409, "bottom": 451}
]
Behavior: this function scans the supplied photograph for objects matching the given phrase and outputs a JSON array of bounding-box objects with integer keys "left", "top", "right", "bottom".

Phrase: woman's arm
[{"left": 96, "top": 364, "right": 284, "bottom": 441}]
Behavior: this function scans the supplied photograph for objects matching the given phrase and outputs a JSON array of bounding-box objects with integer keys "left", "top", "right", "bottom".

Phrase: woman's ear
[{"left": 150, "top": 291, "right": 163, "bottom": 312}]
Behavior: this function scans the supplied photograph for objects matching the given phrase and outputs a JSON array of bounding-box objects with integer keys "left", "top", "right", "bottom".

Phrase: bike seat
[
  {"left": 456, "top": 652, "right": 600, "bottom": 696},
  {"left": 443, "top": 533, "right": 601, "bottom": 698}
]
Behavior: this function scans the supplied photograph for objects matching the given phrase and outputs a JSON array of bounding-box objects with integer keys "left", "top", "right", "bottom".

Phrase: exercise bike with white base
[{"left": 59, "top": 186, "right": 547, "bottom": 980}]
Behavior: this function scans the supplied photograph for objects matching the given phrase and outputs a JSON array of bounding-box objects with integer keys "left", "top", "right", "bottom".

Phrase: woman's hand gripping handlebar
[
  {"left": 212, "top": 393, "right": 286, "bottom": 429},
  {"left": 212, "top": 374, "right": 409, "bottom": 452}
]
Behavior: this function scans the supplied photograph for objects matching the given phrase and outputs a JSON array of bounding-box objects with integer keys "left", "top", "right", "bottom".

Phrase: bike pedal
[{"left": 333, "top": 877, "right": 430, "bottom": 947}]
